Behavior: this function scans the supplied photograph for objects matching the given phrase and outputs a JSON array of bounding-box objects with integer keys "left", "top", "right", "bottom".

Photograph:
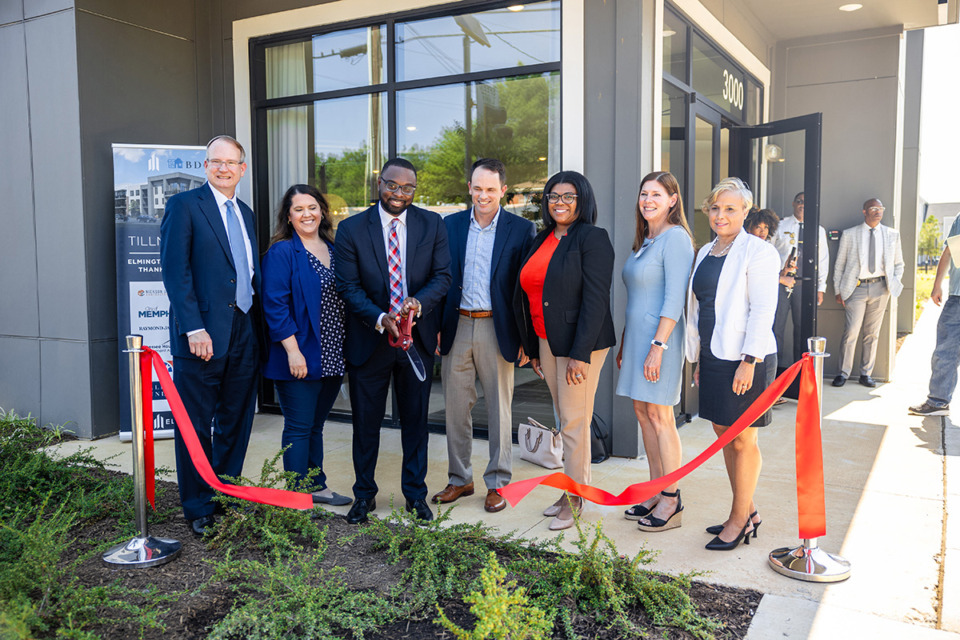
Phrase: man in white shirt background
[{"left": 773, "top": 192, "right": 829, "bottom": 366}]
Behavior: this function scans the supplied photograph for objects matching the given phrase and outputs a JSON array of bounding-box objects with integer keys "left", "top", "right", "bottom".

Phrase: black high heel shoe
[
  {"left": 705, "top": 510, "right": 760, "bottom": 537},
  {"left": 705, "top": 521, "right": 754, "bottom": 551},
  {"left": 637, "top": 490, "right": 683, "bottom": 532}
]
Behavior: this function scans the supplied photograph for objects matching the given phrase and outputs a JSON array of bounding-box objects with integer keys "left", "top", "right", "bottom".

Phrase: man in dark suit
[
  {"left": 432, "top": 159, "right": 535, "bottom": 513},
  {"left": 334, "top": 158, "right": 451, "bottom": 524},
  {"left": 160, "top": 135, "right": 260, "bottom": 536}
]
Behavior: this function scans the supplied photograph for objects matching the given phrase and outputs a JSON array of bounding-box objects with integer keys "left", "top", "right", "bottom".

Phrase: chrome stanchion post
[
  {"left": 103, "top": 335, "right": 182, "bottom": 568},
  {"left": 768, "top": 337, "right": 851, "bottom": 582}
]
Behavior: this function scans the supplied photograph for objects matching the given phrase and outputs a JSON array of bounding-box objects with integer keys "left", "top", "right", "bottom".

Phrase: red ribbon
[
  {"left": 499, "top": 354, "right": 828, "bottom": 539},
  {"left": 140, "top": 347, "right": 313, "bottom": 511}
]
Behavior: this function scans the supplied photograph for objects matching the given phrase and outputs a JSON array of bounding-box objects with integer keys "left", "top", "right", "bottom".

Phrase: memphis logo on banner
[{"left": 113, "top": 144, "right": 206, "bottom": 441}]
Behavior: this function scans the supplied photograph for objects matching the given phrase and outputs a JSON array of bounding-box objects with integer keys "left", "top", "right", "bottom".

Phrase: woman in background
[
  {"left": 616, "top": 171, "right": 694, "bottom": 532},
  {"left": 515, "top": 170, "right": 616, "bottom": 531},
  {"left": 262, "top": 184, "right": 352, "bottom": 507},
  {"left": 686, "top": 178, "right": 779, "bottom": 550}
]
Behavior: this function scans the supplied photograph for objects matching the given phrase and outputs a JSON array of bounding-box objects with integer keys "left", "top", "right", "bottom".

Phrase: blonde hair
[{"left": 701, "top": 177, "right": 753, "bottom": 213}]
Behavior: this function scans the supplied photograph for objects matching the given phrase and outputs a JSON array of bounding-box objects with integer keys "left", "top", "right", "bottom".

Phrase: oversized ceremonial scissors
[{"left": 388, "top": 309, "right": 427, "bottom": 382}]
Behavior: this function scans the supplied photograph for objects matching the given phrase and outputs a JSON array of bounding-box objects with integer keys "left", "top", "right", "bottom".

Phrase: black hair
[
  {"left": 540, "top": 170, "right": 598, "bottom": 228},
  {"left": 381, "top": 157, "right": 417, "bottom": 177}
]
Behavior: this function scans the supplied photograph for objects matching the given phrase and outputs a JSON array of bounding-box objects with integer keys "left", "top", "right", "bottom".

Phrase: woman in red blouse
[{"left": 514, "top": 171, "right": 616, "bottom": 530}]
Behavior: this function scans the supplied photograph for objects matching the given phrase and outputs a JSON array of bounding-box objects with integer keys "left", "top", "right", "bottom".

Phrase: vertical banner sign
[{"left": 113, "top": 144, "right": 206, "bottom": 441}]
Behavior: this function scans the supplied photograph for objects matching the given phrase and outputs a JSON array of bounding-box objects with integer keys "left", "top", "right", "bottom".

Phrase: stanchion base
[
  {"left": 768, "top": 545, "right": 851, "bottom": 583},
  {"left": 102, "top": 535, "right": 181, "bottom": 568}
]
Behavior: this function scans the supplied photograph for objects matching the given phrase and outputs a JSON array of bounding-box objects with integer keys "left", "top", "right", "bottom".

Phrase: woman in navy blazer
[
  {"left": 686, "top": 177, "right": 779, "bottom": 551},
  {"left": 514, "top": 170, "right": 616, "bottom": 530},
  {"left": 262, "top": 184, "right": 351, "bottom": 507}
]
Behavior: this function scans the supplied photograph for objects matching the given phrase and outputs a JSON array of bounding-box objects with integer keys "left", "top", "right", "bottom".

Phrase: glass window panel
[
  {"left": 661, "top": 82, "right": 686, "bottom": 179},
  {"left": 663, "top": 10, "right": 688, "bottom": 81},
  {"left": 397, "top": 72, "right": 560, "bottom": 220},
  {"left": 693, "top": 115, "right": 716, "bottom": 248},
  {"left": 691, "top": 32, "right": 746, "bottom": 121},
  {"left": 396, "top": 1, "right": 560, "bottom": 82},
  {"left": 265, "top": 25, "right": 386, "bottom": 98},
  {"left": 266, "top": 93, "right": 385, "bottom": 234}
]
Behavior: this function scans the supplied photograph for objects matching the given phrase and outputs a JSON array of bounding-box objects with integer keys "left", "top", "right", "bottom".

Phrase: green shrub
[{"left": 436, "top": 552, "right": 551, "bottom": 640}]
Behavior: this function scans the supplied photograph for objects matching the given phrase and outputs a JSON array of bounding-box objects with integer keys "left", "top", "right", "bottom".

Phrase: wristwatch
[
  {"left": 742, "top": 355, "right": 757, "bottom": 364},
  {"left": 651, "top": 339, "right": 668, "bottom": 350}
]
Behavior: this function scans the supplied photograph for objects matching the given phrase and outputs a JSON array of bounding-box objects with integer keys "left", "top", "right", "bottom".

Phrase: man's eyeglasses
[
  {"left": 380, "top": 178, "right": 417, "bottom": 196},
  {"left": 545, "top": 193, "right": 578, "bottom": 205},
  {"left": 794, "top": 198, "right": 805, "bottom": 204},
  {"left": 867, "top": 206, "right": 885, "bottom": 213},
  {"left": 207, "top": 159, "right": 242, "bottom": 169}
]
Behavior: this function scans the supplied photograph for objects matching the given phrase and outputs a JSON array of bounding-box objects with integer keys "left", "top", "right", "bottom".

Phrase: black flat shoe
[
  {"left": 859, "top": 375, "right": 877, "bottom": 388},
  {"left": 832, "top": 375, "right": 847, "bottom": 387},
  {"left": 405, "top": 498, "right": 434, "bottom": 522},
  {"left": 705, "top": 522, "right": 754, "bottom": 551},
  {"left": 705, "top": 510, "right": 760, "bottom": 536},
  {"left": 346, "top": 497, "right": 376, "bottom": 524},
  {"left": 637, "top": 489, "right": 683, "bottom": 532},
  {"left": 189, "top": 514, "right": 215, "bottom": 537}
]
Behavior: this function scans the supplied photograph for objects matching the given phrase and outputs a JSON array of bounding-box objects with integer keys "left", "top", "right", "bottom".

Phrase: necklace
[{"left": 710, "top": 239, "right": 734, "bottom": 257}]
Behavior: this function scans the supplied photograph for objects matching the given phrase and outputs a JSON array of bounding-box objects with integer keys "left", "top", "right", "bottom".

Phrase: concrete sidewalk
[{"left": 52, "top": 300, "right": 960, "bottom": 638}]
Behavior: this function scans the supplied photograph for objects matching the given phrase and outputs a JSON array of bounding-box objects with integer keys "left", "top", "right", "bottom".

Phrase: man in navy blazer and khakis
[
  {"left": 432, "top": 159, "right": 535, "bottom": 513},
  {"left": 334, "top": 158, "right": 451, "bottom": 524},
  {"left": 160, "top": 135, "right": 261, "bottom": 536}
]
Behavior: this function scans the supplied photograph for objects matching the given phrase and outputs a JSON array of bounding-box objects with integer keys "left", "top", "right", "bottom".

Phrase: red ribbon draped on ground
[
  {"left": 499, "top": 354, "right": 827, "bottom": 539},
  {"left": 139, "top": 347, "right": 313, "bottom": 511}
]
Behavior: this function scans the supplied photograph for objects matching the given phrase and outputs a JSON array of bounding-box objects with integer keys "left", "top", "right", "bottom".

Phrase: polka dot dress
[{"left": 307, "top": 250, "right": 346, "bottom": 377}]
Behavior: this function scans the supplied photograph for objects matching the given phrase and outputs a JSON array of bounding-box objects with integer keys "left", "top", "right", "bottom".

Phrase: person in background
[
  {"left": 160, "top": 135, "right": 261, "bottom": 537},
  {"left": 515, "top": 170, "right": 616, "bottom": 531},
  {"left": 261, "top": 184, "right": 351, "bottom": 508},
  {"left": 686, "top": 177, "right": 779, "bottom": 551},
  {"left": 434, "top": 159, "right": 536, "bottom": 513},
  {"left": 909, "top": 213, "right": 960, "bottom": 417},
  {"left": 832, "top": 198, "right": 904, "bottom": 388},
  {"left": 616, "top": 171, "right": 694, "bottom": 532},
  {"left": 746, "top": 208, "right": 790, "bottom": 401},
  {"left": 772, "top": 192, "right": 829, "bottom": 365}
]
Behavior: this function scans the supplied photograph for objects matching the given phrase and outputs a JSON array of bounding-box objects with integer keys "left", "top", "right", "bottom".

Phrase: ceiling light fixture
[
  {"left": 838, "top": 4, "right": 863, "bottom": 11},
  {"left": 508, "top": 5, "right": 524, "bottom": 11},
  {"left": 406, "top": 125, "right": 417, "bottom": 131}
]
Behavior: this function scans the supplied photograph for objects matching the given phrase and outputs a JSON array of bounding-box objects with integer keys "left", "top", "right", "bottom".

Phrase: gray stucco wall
[{"left": 773, "top": 27, "right": 907, "bottom": 381}]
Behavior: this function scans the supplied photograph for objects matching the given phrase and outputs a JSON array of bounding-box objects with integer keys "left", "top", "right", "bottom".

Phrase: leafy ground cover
[{"left": 0, "top": 409, "right": 760, "bottom": 639}]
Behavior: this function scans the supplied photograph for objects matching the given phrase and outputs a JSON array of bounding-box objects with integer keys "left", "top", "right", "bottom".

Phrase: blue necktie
[{"left": 225, "top": 200, "right": 253, "bottom": 313}]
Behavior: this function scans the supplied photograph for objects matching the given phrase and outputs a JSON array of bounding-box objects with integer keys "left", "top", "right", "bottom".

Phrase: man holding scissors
[{"left": 334, "top": 158, "right": 451, "bottom": 523}]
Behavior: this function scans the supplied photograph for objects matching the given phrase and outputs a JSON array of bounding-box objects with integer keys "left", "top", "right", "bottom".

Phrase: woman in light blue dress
[{"left": 616, "top": 171, "right": 694, "bottom": 532}]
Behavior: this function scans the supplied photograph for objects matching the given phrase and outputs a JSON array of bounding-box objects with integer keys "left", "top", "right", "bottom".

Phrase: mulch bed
[{"left": 72, "top": 476, "right": 761, "bottom": 639}]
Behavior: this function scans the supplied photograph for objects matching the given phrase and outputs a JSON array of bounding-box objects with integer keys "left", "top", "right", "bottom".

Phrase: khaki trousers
[
  {"left": 441, "top": 316, "right": 515, "bottom": 489},
  {"left": 838, "top": 280, "right": 889, "bottom": 378},
  {"left": 538, "top": 338, "right": 608, "bottom": 485}
]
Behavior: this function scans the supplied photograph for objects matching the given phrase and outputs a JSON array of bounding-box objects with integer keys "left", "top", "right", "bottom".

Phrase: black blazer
[
  {"left": 439, "top": 207, "right": 536, "bottom": 362},
  {"left": 513, "top": 220, "right": 616, "bottom": 363},
  {"left": 334, "top": 203, "right": 451, "bottom": 367}
]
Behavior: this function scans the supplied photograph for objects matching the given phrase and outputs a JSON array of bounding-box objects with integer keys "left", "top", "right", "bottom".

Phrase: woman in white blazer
[{"left": 686, "top": 177, "right": 779, "bottom": 551}]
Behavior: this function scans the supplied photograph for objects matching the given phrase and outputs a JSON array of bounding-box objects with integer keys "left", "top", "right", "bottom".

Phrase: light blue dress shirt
[{"left": 460, "top": 208, "right": 500, "bottom": 310}]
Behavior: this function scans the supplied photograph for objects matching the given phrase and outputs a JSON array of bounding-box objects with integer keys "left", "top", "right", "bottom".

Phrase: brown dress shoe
[
  {"left": 431, "top": 482, "right": 475, "bottom": 504},
  {"left": 484, "top": 489, "right": 507, "bottom": 513}
]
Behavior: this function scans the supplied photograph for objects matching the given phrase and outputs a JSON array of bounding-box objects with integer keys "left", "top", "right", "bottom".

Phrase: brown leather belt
[{"left": 459, "top": 309, "right": 493, "bottom": 318}]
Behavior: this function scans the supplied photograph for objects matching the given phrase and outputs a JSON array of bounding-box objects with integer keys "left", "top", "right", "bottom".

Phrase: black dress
[{"left": 692, "top": 254, "right": 771, "bottom": 427}]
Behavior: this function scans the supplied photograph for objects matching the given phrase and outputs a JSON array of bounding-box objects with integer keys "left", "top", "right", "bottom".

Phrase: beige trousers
[
  {"left": 538, "top": 338, "right": 608, "bottom": 485},
  {"left": 441, "top": 316, "right": 515, "bottom": 489}
]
